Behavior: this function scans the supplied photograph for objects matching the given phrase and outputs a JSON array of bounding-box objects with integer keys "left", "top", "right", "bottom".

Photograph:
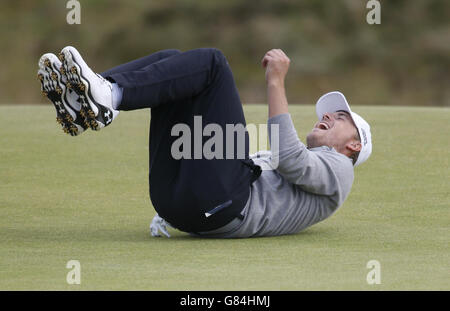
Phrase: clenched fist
[{"left": 261, "top": 49, "right": 290, "bottom": 86}]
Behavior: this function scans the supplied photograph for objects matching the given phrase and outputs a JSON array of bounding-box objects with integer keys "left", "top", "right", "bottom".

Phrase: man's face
[{"left": 306, "top": 110, "right": 361, "bottom": 156}]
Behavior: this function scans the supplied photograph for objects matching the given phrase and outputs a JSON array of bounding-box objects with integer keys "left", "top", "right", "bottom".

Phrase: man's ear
[{"left": 346, "top": 140, "right": 362, "bottom": 153}]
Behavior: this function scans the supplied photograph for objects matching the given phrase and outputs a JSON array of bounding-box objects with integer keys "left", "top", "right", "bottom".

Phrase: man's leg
[
  {"left": 103, "top": 48, "right": 261, "bottom": 233},
  {"left": 105, "top": 48, "right": 236, "bottom": 111},
  {"left": 101, "top": 49, "right": 181, "bottom": 77}
]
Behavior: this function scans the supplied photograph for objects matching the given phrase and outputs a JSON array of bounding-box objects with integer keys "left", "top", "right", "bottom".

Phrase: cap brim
[
  {"left": 316, "top": 91, "right": 360, "bottom": 134},
  {"left": 316, "top": 91, "right": 352, "bottom": 120}
]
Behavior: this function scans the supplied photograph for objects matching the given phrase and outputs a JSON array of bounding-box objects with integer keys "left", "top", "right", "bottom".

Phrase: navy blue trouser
[{"left": 101, "top": 48, "right": 261, "bottom": 232}]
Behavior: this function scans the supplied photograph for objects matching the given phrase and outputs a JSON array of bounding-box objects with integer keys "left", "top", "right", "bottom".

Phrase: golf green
[{"left": 0, "top": 104, "right": 448, "bottom": 290}]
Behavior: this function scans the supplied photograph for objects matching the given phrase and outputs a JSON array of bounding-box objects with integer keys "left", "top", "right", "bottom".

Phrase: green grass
[{"left": 0, "top": 104, "right": 449, "bottom": 290}]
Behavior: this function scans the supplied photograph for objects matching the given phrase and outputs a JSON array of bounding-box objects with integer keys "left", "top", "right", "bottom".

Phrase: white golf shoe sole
[{"left": 37, "top": 53, "right": 87, "bottom": 136}]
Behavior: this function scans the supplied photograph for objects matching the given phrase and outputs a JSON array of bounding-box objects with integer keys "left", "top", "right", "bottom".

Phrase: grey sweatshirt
[{"left": 198, "top": 113, "right": 355, "bottom": 238}]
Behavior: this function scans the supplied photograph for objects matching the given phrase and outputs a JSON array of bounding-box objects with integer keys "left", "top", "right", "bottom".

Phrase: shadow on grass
[
  {"left": 2, "top": 226, "right": 344, "bottom": 244},
  {"left": 4, "top": 224, "right": 342, "bottom": 245}
]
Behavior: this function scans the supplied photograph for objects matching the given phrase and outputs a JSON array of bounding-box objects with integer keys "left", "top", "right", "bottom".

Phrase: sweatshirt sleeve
[{"left": 267, "top": 113, "right": 354, "bottom": 206}]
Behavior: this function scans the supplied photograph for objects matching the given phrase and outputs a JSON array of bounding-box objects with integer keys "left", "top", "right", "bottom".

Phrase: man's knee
[
  {"left": 211, "top": 48, "right": 227, "bottom": 66},
  {"left": 195, "top": 48, "right": 225, "bottom": 65},
  {"left": 160, "top": 49, "right": 182, "bottom": 59},
  {"left": 200, "top": 48, "right": 230, "bottom": 82}
]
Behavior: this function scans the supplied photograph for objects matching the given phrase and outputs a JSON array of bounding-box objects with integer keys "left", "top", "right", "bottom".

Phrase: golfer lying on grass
[{"left": 37, "top": 47, "right": 372, "bottom": 238}]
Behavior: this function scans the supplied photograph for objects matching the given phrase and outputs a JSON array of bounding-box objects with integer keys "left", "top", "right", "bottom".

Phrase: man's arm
[
  {"left": 261, "top": 49, "right": 290, "bottom": 118},
  {"left": 262, "top": 49, "right": 354, "bottom": 205}
]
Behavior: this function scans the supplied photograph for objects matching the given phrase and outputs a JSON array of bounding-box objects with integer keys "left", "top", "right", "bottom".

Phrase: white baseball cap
[{"left": 316, "top": 91, "right": 372, "bottom": 167}]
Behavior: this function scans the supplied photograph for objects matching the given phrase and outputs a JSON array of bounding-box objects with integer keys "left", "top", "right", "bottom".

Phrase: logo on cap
[{"left": 361, "top": 128, "right": 368, "bottom": 146}]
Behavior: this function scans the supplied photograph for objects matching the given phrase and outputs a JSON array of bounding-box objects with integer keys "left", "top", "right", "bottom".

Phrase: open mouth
[{"left": 317, "top": 122, "right": 331, "bottom": 130}]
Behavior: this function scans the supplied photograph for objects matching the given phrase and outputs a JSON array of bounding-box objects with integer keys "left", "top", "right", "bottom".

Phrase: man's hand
[
  {"left": 262, "top": 49, "right": 290, "bottom": 118},
  {"left": 262, "top": 49, "right": 290, "bottom": 87},
  {"left": 149, "top": 214, "right": 171, "bottom": 238}
]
